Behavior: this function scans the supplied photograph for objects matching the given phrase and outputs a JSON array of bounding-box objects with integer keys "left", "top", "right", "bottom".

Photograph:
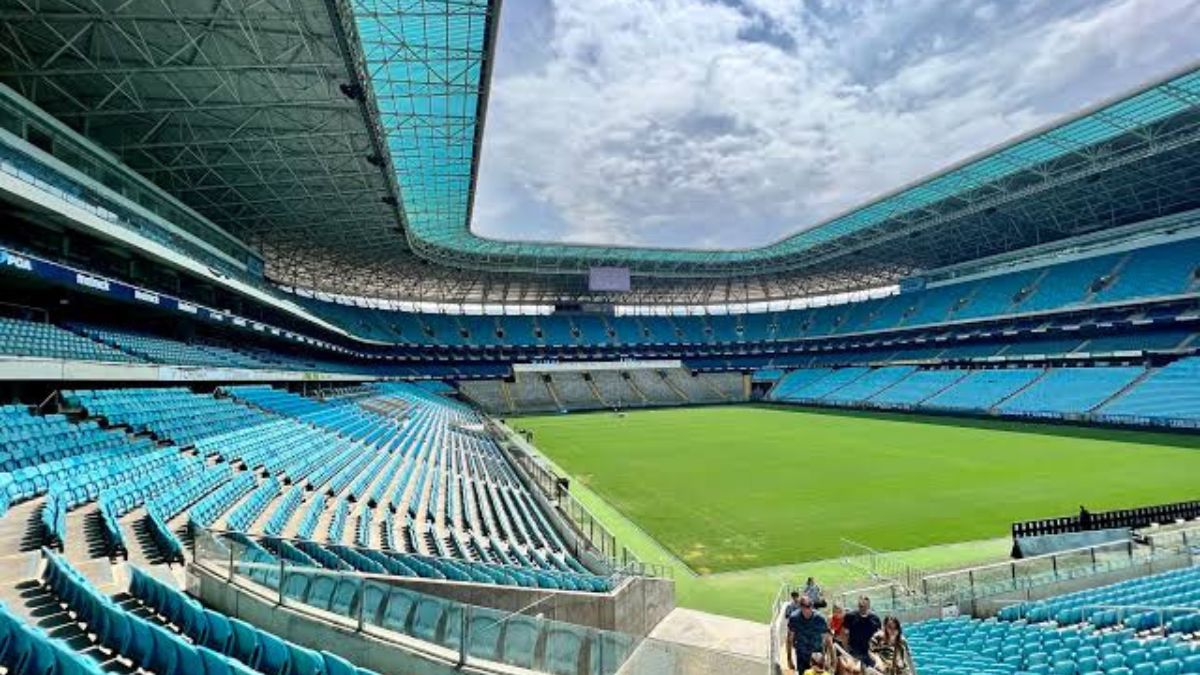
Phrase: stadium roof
[{"left": 1, "top": 1, "right": 1200, "bottom": 304}]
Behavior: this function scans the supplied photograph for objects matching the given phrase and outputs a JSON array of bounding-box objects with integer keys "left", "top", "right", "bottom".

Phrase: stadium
[{"left": 0, "top": 0, "right": 1197, "bottom": 674}]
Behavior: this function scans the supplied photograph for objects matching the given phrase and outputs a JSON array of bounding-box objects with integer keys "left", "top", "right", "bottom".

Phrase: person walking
[
  {"left": 841, "top": 596, "right": 881, "bottom": 665},
  {"left": 869, "top": 616, "right": 914, "bottom": 675},
  {"left": 783, "top": 590, "right": 804, "bottom": 619},
  {"left": 786, "top": 596, "right": 830, "bottom": 673},
  {"left": 803, "top": 576, "right": 827, "bottom": 609}
]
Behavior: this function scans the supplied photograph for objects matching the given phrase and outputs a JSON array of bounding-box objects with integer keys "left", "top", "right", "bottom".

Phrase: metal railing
[
  {"left": 840, "top": 538, "right": 927, "bottom": 594},
  {"left": 194, "top": 529, "right": 762, "bottom": 675},
  {"left": 494, "top": 422, "right": 669, "bottom": 578}
]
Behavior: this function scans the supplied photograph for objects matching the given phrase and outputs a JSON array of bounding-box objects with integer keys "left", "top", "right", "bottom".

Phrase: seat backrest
[
  {"left": 467, "top": 614, "right": 503, "bottom": 660},
  {"left": 204, "top": 609, "right": 234, "bottom": 654},
  {"left": 360, "top": 582, "right": 389, "bottom": 625},
  {"left": 228, "top": 618, "right": 262, "bottom": 666},
  {"left": 330, "top": 579, "right": 360, "bottom": 616},
  {"left": 287, "top": 644, "right": 325, "bottom": 675},
  {"left": 542, "top": 627, "right": 585, "bottom": 675},
  {"left": 502, "top": 616, "right": 541, "bottom": 668},
  {"left": 256, "top": 630, "right": 291, "bottom": 675},
  {"left": 320, "top": 650, "right": 359, "bottom": 675},
  {"left": 410, "top": 597, "right": 446, "bottom": 643},
  {"left": 306, "top": 576, "right": 336, "bottom": 611},
  {"left": 381, "top": 589, "right": 415, "bottom": 633}
]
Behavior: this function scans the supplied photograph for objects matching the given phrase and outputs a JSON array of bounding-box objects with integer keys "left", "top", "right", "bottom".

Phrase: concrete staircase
[
  {"left": 623, "top": 373, "right": 650, "bottom": 405},
  {"left": 660, "top": 371, "right": 690, "bottom": 403},
  {"left": 585, "top": 376, "right": 609, "bottom": 407},
  {"left": 544, "top": 376, "right": 564, "bottom": 410},
  {"left": 500, "top": 380, "right": 517, "bottom": 413}
]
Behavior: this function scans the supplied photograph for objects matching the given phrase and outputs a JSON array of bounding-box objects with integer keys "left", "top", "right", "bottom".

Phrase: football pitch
[{"left": 514, "top": 405, "right": 1200, "bottom": 576}]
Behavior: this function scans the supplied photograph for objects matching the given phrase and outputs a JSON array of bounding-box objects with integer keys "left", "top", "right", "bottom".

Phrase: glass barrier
[
  {"left": 829, "top": 538, "right": 1190, "bottom": 616},
  {"left": 192, "top": 529, "right": 761, "bottom": 675}
]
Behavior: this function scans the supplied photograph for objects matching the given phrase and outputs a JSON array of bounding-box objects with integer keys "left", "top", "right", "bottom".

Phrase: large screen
[{"left": 588, "top": 266, "right": 631, "bottom": 292}]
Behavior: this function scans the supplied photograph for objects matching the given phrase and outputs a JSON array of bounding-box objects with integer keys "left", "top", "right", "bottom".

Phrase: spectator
[
  {"left": 783, "top": 590, "right": 803, "bottom": 619},
  {"left": 869, "top": 616, "right": 914, "bottom": 675},
  {"left": 786, "top": 596, "right": 829, "bottom": 673},
  {"left": 803, "top": 576, "right": 827, "bottom": 608},
  {"left": 829, "top": 603, "right": 845, "bottom": 641},
  {"left": 842, "top": 596, "right": 881, "bottom": 664},
  {"left": 803, "top": 651, "right": 829, "bottom": 675}
]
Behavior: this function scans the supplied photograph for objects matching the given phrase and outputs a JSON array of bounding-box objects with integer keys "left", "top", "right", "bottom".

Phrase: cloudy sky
[{"left": 470, "top": 0, "right": 1200, "bottom": 250}]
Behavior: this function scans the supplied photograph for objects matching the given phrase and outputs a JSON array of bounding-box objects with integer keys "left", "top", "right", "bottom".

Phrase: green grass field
[{"left": 514, "top": 405, "right": 1200, "bottom": 576}]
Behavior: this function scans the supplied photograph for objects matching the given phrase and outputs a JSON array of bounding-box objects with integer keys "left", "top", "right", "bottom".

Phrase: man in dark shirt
[
  {"left": 842, "top": 596, "right": 881, "bottom": 664},
  {"left": 786, "top": 596, "right": 829, "bottom": 672}
]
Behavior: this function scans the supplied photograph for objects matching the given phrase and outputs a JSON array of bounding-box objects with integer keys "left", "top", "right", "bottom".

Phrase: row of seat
[
  {"left": 910, "top": 613, "right": 1200, "bottom": 675},
  {"left": 42, "top": 551, "right": 262, "bottom": 675},
  {"left": 128, "top": 566, "right": 380, "bottom": 675},
  {"left": 769, "top": 359, "right": 1200, "bottom": 425},
  {"left": 0, "top": 600, "right": 103, "bottom": 674},
  {"left": 999, "top": 566, "right": 1200, "bottom": 629}
]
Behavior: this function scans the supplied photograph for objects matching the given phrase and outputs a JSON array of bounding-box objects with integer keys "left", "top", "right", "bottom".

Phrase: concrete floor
[{"left": 648, "top": 606, "right": 771, "bottom": 661}]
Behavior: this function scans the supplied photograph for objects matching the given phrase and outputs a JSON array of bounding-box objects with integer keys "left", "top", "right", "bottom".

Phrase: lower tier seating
[
  {"left": 769, "top": 358, "right": 1200, "bottom": 427},
  {"left": 910, "top": 566, "right": 1200, "bottom": 675}
]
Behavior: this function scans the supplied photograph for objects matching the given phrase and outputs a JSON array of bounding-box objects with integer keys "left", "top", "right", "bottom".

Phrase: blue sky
[{"left": 471, "top": 0, "right": 1200, "bottom": 250}]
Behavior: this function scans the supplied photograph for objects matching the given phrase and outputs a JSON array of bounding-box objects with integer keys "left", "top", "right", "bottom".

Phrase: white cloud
[{"left": 471, "top": 0, "right": 1200, "bottom": 249}]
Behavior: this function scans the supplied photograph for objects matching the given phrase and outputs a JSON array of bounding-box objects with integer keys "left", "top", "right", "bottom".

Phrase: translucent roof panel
[{"left": 348, "top": 3, "right": 1200, "bottom": 275}]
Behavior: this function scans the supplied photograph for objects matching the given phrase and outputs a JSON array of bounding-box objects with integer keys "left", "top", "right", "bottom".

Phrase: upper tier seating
[
  {"left": 1018, "top": 253, "right": 1122, "bottom": 313},
  {"left": 1091, "top": 237, "right": 1200, "bottom": 303},
  {"left": 73, "top": 325, "right": 268, "bottom": 368},
  {"left": 0, "top": 316, "right": 141, "bottom": 362},
  {"left": 295, "top": 230, "right": 1200, "bottom": 348}
]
